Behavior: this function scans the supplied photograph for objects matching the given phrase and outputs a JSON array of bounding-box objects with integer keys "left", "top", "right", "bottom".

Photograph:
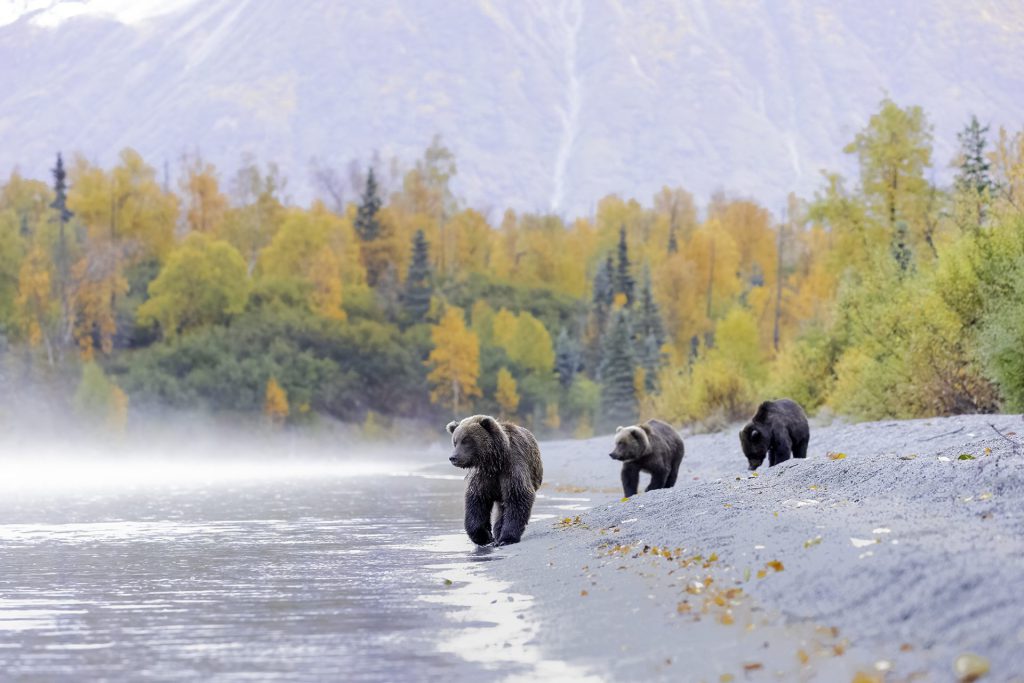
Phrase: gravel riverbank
[{"left": 490, "top": 413, "right": 1024, "bottom": 682}]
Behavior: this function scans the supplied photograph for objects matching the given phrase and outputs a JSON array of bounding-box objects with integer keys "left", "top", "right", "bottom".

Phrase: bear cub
[
  {"left": 446, "top": 415, "right": 543, "bottom": 547},
  {"left": 739, "top": 398, "right": 810, "bottom": 470},
  {"left": 609, "top": 419, "right": 685, "bottom": 497}
]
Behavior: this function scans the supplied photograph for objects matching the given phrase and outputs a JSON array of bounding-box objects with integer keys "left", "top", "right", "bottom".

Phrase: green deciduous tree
[{"left": 138, "top": 233, "right": 249, "bottom": 337}]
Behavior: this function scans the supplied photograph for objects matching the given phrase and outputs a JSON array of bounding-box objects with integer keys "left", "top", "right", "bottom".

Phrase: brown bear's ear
[
  {"left": 479, "top": 416, "right": 502, "bottom": 437},
  {"left": 615, "top": 426, "right": 624, "bottom": 433},
  {"left": 749, "top": 427, "right": 762, "bottom": 442},
  {"left": 446, "top": 420, "right": 459, "bottom": 434}
]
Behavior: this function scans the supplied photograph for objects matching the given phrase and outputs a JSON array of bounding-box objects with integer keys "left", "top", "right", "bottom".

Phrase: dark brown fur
[
  {"left": 739, "top": 398, "right": 810, "bottom": 470},
  {"left": 446, "top": 415, "right": 543, "bottom": 546},
  {"left": 609, "top": 419, "right": 685, "bottom": 497}
]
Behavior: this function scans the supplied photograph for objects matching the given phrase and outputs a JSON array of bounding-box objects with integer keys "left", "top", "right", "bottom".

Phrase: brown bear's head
[
  {"left": 609, "top": 425, "right": 650, "bottom": 461},
  {"left": 446, "top": 414, "right": 510, "bottom": 470},
  {"left": 739, "top": 423, "right": 768, "bottom": 470}
]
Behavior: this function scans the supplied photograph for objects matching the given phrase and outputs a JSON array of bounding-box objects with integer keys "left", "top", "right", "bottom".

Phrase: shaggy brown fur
[
  {"left": 739, "top": 398, "right": 810, "bottom": 470},
  {"left": 609, "top": 419, "right": 685, "bottom": 497},
  {"left": 446, "top": 415, "right": 543, "bottom": 546}
]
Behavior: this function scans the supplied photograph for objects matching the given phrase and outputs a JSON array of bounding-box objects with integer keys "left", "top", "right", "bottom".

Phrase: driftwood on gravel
[
  {"left": 989, "top": 422, "right": 1022, "bottom": 455},
  {"left": 921, "top": 426, "right": 964, "bottom": 441}
]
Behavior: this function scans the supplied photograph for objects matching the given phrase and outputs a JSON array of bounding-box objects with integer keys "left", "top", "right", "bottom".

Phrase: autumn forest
[{"left": 2, "top": 98, "right": 1024, "bottom": 438}]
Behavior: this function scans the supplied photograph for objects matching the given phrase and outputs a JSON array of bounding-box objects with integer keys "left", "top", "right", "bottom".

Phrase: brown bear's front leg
[
  {"left": 769, "top": 434, "right": 793, "bottom": 467},
  {"left": 494, "top": 490, "right": 534, "bottom": 546},
  {"left": 621, "top": 462, "right": 640, "bottom": 497},
  {"left": 465, "top": 492, "right": 494, "bottom": 546},
  {"left": 645, "top": 465, "right": 668, "bottom": 491}
]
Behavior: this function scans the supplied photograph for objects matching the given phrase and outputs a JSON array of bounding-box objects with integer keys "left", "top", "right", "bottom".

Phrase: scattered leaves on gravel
[
  {"left": 804, "top": 535, "right": 823, "bottom": 549},
  {"left": 555, "top": 515, "right": 585, "bottom": 529}
]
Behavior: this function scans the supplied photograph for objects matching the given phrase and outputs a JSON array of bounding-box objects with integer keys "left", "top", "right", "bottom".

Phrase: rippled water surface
[{"left": 0, "top": 464, "right": 579, "bottom": 681}]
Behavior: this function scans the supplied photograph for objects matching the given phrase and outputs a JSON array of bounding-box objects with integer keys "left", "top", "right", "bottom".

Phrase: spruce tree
[
  {"left": 354, "top": 168, "right": 382, "bottom": 241},
  {"left": 598, "top": 309, "right": 637, "bottom": 429},
  {"left": 892, "top": 220, "right": 913, "bottom": 273},
  {"left": 955, "top": 115, "right": 995, "bottom": 226},
  {"left": 50, "top": 152, "right": 73, "bottom": 348},
  {"left": 591, "top": 254, "right": 614, "bottom": 330},
  {"left": 403, "top": 230, "right": 432, "bottom": 324},
  {"left": 639, "top": 332, "right": 661, "bottom": 393},
  {"left": 51, "top": 153, "right": 73, "bottom": 224},
  {"left": 636, "top": 268, "right": 666, "bottom": 348},
  {"left": 554, "top": 327, "right": 581, "bottom": 389},
  {"left": 956, "top": 116, "right": 994, "bottom": 197},
  {"left": 635, "top": 268, "right": 666, "bottom": 389},
  {"left": 614, "top": 226, "right": 635, "bottom": 306}
]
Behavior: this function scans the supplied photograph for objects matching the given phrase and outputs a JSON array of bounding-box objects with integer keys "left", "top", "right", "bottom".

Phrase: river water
[{"left": 0, "top": 458, "right": 594, "bottom": 682}]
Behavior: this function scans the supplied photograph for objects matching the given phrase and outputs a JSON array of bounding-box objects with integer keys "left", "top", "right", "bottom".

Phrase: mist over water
[{"left": 0, "top": 433, "right": 593, "bottom": 681}]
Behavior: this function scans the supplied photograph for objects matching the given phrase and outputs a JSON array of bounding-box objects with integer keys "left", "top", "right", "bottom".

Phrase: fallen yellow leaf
[
  {"left": 797, "top": 649, "right": 810, "bottom": 665},
  {"left": 851, "top": 672, "right": 883, "bottom": 683},
  {"left": 953, "top": 653, "right": 990, "bottom": 682},
  {"left": 766, "top": 560, "right": 785, "bottom": 572},
  {"left": 580, "top": 590, "right": 588, "bottom": 597},
  {"left": 827, "top": 452, "right": 847, "bottom": 460}
]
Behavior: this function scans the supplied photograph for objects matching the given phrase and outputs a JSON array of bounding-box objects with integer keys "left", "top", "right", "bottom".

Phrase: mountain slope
[{"left": 1, "top": 0, "right": 1022, "bottom": 216}]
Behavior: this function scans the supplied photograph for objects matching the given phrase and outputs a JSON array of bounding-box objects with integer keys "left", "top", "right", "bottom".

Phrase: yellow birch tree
[{"left": 426, "top": 307, "right": 481, "bottom": 413}]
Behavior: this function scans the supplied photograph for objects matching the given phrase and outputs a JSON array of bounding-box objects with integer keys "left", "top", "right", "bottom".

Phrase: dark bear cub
[
  {"left": 446, "top": 415, "right": 543, "bottom": 547},
  {"left": 609, "top": 419, "right": 685, "bottom": 497},
  {"left": 739, "top": 398, "right": 810, "bottom": 470}
]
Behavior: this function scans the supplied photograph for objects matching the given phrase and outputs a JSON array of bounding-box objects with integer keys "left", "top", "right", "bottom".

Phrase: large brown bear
[
  {"left": 739, "top": 398, "right": 810, "bottom": 470},
  {"left": 608, "top": 419, "right": 685, "bottom": 497},
  {"left": 446, "top": 415, "right": 543, "bottom": 547}
]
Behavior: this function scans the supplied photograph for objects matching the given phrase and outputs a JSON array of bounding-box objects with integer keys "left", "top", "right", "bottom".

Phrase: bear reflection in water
[{"left": 446, "top": 415, "right": 543, "bottom": 547}]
